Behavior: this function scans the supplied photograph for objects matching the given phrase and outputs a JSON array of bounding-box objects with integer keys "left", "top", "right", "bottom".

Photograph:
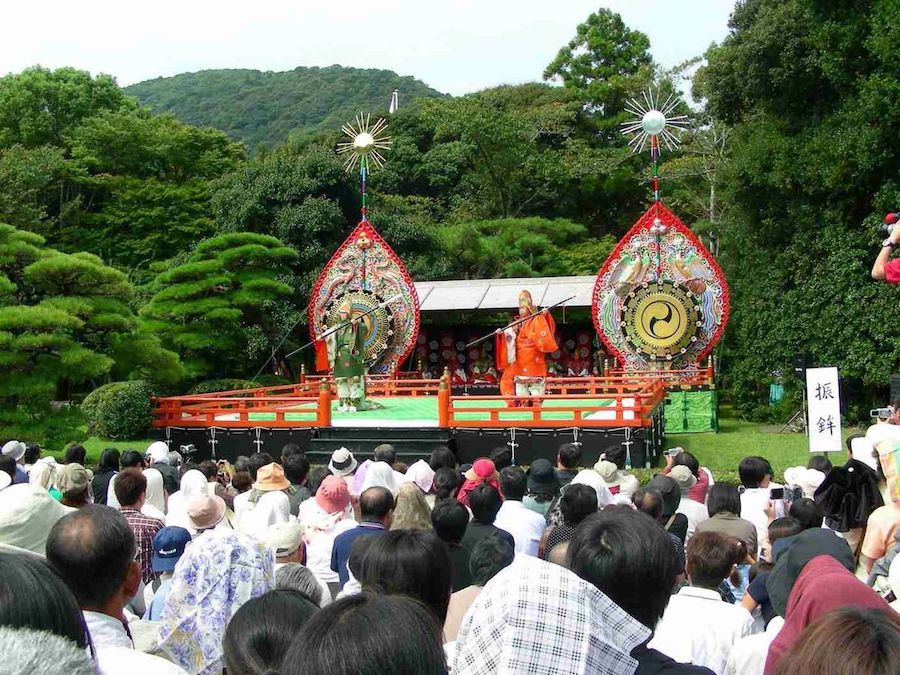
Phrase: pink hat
[
  {"left": 315, "top": 475, "right": 351, "bottom": 514},
  {"left": 473, "top": 458, "right": 495, "bottom": 479}
]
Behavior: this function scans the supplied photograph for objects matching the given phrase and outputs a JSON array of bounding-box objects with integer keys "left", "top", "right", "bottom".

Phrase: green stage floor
[{"left": 244, "top": 396, "right": 614, "bottom": 427}]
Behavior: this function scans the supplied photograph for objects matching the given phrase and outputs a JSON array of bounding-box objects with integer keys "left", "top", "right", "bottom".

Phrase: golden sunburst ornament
[
  {"left": 620, "top": 89, "right": 690, "bottom": 155},
  {"left": 337, "top": 113, "right": 392, "bottom": 174}
]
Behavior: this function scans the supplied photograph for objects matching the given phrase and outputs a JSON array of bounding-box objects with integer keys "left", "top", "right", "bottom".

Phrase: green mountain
[{"left": 124, "top": 66, "right": 446, "bottom": 148}]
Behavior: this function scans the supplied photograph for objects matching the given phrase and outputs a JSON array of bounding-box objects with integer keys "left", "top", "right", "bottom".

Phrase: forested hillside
[{"left": 125, "top": 66, "right": 445, "bottom": 147}]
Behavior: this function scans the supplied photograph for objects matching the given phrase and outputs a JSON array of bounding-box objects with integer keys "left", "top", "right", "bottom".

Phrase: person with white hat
[
  {"left": 1, "top": 441, "right": 29, "bottom": 485},
  {"left": 671, "top": 465, "right": 709, "bottom": 543},
  {"left": 146, "top": 441, "right": 180, "bottom": 495},
  {"left": 328, "top": 447, "right": 358, "bottom": 488},
  {"left": 0, "top": 483, "right": 72, "bottom": 555}
]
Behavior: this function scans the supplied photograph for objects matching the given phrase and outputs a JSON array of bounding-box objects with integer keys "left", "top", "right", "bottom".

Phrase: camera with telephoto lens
[{"left": 870, "top": 407, "right": 893, "bottom": 419}]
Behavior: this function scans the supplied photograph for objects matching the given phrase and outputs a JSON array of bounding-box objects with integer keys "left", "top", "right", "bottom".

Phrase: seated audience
[
  {"left": 358, "top": 529, "right": 452, "bottom": 625},
  {"left": 46, "top": 506, "right": 184, "bottom": 673},
  {"left": 302, "top": 475, "right": 355, "bottom": 587},
  {"left": 280, "top": 593, "right": 448, "bottom": 675},
  {"left": 428, "top": 446, "right": 458, "bottom": 472},
  {"left": 232, "top": 471, "right": 252, "bottom": 494},
  {"left": 766, "top": 555, "right": 892, "bottom": 673},
  {"left": 146, "top": 441, "right": 180, "bottom": 495},
  {"left": 223, "top": 589, "right": 319, "bottom": 675},
  {"left": 0, "top": 483, "right": 71, "bottom": 555},
  {"left": 0, "top": 626, "right": 95, "bottom": 675},
  {"left": 198, "top": 460, "right": 235, "bottom": 511},
  {"left": 695, "top": 483, "right": 758, "bottom": 554},
  {"left": 860, "top": 493, "right": 900, "bottom": 574},
  {"left": 239, "top": 488, "right": 292, "bottom": 535},
  {"left": 232, "top": 453, "right": 276, "bottom": 520},
  {"left": 431, "top": 499, "right": 472, "bottom": 591},
  {"left": 57, "top": 463, "right": 92, "bottom": 509},
  {"left": 444, "top": 530, "right": 515, "bottom": 642},
  {"left": 331, "top": 486, "right": 393, "bottom": 587},
  {"left": 263, "top": 519, "right": 305, "bottom": 569},
  {"left": 783, "top": 466, "right": 826, "bottom": 499},
  {"left": 165, "top": 468, "right": 210, "bottom": 531},
  {"left": 452, "top": 556, "right": 649, "bottom": 673},
  {"left": 649, "top": 532, "right": 753, "bottom": 672},
  {"left": 29, "top": 458, "right": 60, "bottom": 499},
  {"left": 494, "top": 466, "right": 545, "bottom": 556},
  {"left": 187, "top": 494, "right": 228, "bottom": 535},
  {"left": 157, "top": 527, "right": 274, "bottom": 674},
  {"left": 523, "top": 458, "right": 560, "bottom": 517},
  {"left": 568, "top": 508, "right": 713, "bottom": 674},
  {"left": 488, "top": 446, "right": 512, "bottom": 472},
  {"left": 306, "top": 467, "right": 330, "bottom": 496},
  {"left": 597, "top": 445, "right": 640, "bottom": 497},
  {"left": 788, "top": 497, "right": 824, "bottom": 531},
  {"left": 276, "top": 562, "right": 329, "bottom": 607},
  {"left": 671, "top": 464, "right": 709, "bottom": 541},
  {"left": 114, "top": 469, "right": 164, "bottom": 585},
  {"left": 141, "top": 464, "right": 167, "bottom": 520},
  {"left": 358, "top": 460, "right": 402, "bottom": 495},
  {"left": 740, "top": 517, "right": 803, "bottom": 626},
  {"left": 401, "top": 459, "right": 436, "bottom": 506},
  {"left": 327, "top": 447, "right": 358, "bottom": 489},
  {"left": 0, "top": 549, "right": 89, "bottom": 649},
  {"left": 633, "top": 487, "right": 686, "bottom": 575},
  {"left": 106, "top": 450, "right": 145, "bottom": 509},
  {"left": 63, "top": 443, "right": 88, "bottom": 467},
  {"left": 773, "top": 606, "right": 900, "bottom": 675},
  {"left": 280, "top": 443, "right": 303, "bottom": 464},
  {"left": 456, "top": 458, "right": 500, "bottom": 507},
  {"left": 540, "top": 484, "right": 596, "bottom": 561},
  {"left": 91, "top": 448, "right": 120, "bottom": 505},
  {"left": 144, "top": 526, "right": 192, "bottom": 621},
  {"left": 391, "top": 482, "right": 433, "bottom": 531},
  {"left": 555, "top": 442, "right": 582, "bottom": 487},
  {"left": 284, "top": 453, "right": 312, "bottom": 516},
  {"left": 648, "top": 474, "right": 689, "bottom": 546},
  {"left": 806, "top": 454, "right": 832, "bottom": 475},
  {"left": 665, "top": 450, "right": 713, "bottom": 503},
  {"left": 1, "top": 441, "right": 28, "bottom": 485},
  {"left": 738, "top": 456, "right": 781, "bottom": 557},
  {"left": 433, "top": 467, "right": 462, "bottom": 502},
  {"left": 460, "top": 484, "right": 503, "bottom": 551}
]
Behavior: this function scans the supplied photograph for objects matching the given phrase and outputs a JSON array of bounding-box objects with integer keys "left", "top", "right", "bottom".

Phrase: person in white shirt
[
  {"left": 493, "top": 466, "right": 545, "bottom": 556},
  {"left": 301, "top": 476, "right": 356, "bottom": 585},
  {"left": 649, "top": 531, "right": 753, "bottom": 673},
  {"left": 723, "top": 615, "right": 784, "bottom": 675},
  {"left": 738, "top": 456, "right": 781, "bottom": 558},
  {"left": 45, "top": 505, "right": 187, "bottom": 674},
  {"left": 671, "top": 465, "right": 709, "bottom": 543}
]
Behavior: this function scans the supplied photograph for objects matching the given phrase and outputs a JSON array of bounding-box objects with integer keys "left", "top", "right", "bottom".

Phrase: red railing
[{"left": 153, "top": 374, "right": 666, "bottom": 429}]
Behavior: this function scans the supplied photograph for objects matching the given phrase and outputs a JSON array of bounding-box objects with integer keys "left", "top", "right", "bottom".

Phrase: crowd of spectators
[{"left": 0, "top": 418, "right": 899, "bottom": 674}]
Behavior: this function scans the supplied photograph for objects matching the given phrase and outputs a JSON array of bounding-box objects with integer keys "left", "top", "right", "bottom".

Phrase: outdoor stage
[{"left": 151, "top": 373, "right": 685, "bottom": 467}]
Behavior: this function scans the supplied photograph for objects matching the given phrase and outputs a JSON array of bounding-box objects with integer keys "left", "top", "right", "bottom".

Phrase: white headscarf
[
  {"left": 0, "top": 484, "right": 72, "bottom": 555},
  {"left": 568, "top": 469, "right": 614, "bottom": 508},
  {"left": 452, "top": 557, "right": 649, "bottom": 675},
  {"left": 359, "top": 461, "right": 402, "bottom": 495},
  {"left": 166, "top": 470, "right": 210, "bottom": 530},
  {"left": 142, "top": 467, "right": 167, "bottom": 519},
  {"left": 402, "top": 459, "right": 435, "bottom": 494},
  {"left": 239, "top": 491, "right": 292, "bottom": 537},
  {"left": 28, "top": 461, "right": 57, "bottom": 492}
]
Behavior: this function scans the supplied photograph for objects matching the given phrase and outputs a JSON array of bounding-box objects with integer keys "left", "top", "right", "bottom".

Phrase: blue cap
[{"left": 151, "top": 527, "right": 192, "bottom": 573}]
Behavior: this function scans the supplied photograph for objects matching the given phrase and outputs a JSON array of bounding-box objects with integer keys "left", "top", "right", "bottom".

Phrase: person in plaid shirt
[{"left": 114, "top": 469, "right": 164, "bottom": 584}]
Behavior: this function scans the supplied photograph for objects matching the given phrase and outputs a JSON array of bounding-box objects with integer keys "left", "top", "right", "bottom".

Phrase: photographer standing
[{"left": 871, "top": 218, "right": 900, "bottom": 283}]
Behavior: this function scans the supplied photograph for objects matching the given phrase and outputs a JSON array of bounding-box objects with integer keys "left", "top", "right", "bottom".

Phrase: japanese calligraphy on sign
[{"left": 806, "top": 367, "right": 842, "bottom": 453}]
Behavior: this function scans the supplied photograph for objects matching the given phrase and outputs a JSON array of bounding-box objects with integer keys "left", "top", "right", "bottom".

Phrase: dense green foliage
[
  {"left": 81, "top": 380, "right": 154, "bottom": 439},
  {"left": 141, "top": 232, "right": 299, "bottom": 378},
  {"left": 0, "top": 222, "right": 180, "bottom": 441},
  {"left": 696, "top": 0, "right": 900, "bottom": 415},
  {"left": 125, "top": 66, "right": 445, "bottom": 148}
]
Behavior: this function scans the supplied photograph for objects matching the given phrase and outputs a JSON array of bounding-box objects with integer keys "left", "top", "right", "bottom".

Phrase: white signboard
[{"left": 806, "top": 367, "right": 842, "bottom": 453}]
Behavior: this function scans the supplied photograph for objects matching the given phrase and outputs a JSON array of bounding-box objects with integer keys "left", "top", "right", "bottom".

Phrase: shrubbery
[
  {"left": 189, "top": 379, "right": 258, "bottom": 395},
  {"left": 81, "top": 380, "right": 154, "bottom": 440}
]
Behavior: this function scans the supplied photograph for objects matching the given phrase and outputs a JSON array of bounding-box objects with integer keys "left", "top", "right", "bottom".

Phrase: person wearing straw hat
[
  {"left": 671, "top": 464, "right": 709, "bottom": 543},
  {"left": 1, "top": 441, "right": 29, "bottom": 485},
  {"left": 315, "top": 299, "right": 368, "bottom": 413}
]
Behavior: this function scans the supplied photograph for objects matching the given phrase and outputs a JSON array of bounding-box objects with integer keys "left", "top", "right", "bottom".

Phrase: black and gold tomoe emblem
[
  {"left": 621, "top": 281, "right": 701, "bottom": 360},
  {"left": 324, "top": 290, "right": 395, "bottom": 364}
]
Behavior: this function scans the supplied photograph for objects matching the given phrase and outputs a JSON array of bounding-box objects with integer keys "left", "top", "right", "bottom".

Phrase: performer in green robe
[{"left": 325, "top": 300, "right": 367, "bottom": 412}]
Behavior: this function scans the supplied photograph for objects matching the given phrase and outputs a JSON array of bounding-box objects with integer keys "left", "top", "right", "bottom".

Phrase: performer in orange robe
[{"left": 495, "top": 291, "right": 558, "bottom": 405}]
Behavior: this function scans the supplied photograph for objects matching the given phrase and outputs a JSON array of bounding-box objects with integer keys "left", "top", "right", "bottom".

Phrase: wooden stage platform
[{"left": 150, "top": 372, "right": 705, "bottom": 467}]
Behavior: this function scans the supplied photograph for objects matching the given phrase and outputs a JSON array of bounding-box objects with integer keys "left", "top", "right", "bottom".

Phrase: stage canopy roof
[{"left": 413, "top": 275, "right": 595, "bottom": 312}]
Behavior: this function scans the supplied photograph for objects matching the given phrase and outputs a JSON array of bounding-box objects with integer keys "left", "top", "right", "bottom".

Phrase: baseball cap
[{"left": 151, "top": 527, "right": 192, "bottom": 573}]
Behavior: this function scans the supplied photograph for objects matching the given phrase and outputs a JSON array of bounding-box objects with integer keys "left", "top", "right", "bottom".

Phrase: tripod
[{"left": 778, "top": 382, "right": 808, "bottom": 434}]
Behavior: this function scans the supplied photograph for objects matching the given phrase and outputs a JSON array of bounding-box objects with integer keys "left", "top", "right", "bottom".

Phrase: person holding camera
[{"left": 871, "top": 217, "right": 900, "bottom": 283}]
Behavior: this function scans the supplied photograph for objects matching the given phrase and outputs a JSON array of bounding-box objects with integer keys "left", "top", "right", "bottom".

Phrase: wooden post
[
  {"left": 300, "top": 364, "right": 307, "bottom": 384},
  {"left": 438, "top": 372, "right": 450, "bottom": 428},
  {"left": 317, "top": 379, "right": 332, "bottom": 427}
]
